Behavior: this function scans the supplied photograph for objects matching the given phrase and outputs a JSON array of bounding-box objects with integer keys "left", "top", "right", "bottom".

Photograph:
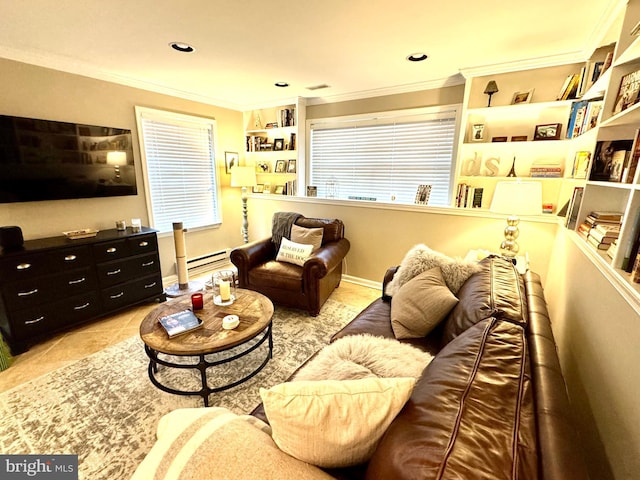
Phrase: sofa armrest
[
  {"left": 381, "top": 266, "right": 399, "bottom": 302},
  {"left": 303, "top": 238, "right": 351, "bottom": 280},
  {"left": 230, "top": 238, "right": 276, "bottom": 287}
]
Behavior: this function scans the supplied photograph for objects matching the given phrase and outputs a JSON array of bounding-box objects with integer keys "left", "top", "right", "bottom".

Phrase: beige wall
[{"left": 0, "top": 58, "right": 246, "bottom": 277}]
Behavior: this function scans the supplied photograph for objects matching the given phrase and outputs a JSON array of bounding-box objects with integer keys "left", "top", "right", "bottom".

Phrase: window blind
[
  {"left": 136, "top": 107, "right": 220, "bottom": 233},
  {"left": 309, "top": 108, "right": 458, "bottom": 206}
]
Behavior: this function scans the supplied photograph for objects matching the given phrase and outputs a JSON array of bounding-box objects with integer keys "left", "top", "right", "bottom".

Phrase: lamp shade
[
  {"left": 230, "top": 166, "right": 257, "bottom": 187},
  {"left": 490, "top": 181, "right": 542, "bottom": 215},
  {"left": 106, "top": 151, "right": 127, "bottom": 166},
  {"left": 484, "top": 80, "right": 499, "bottom": 95}
]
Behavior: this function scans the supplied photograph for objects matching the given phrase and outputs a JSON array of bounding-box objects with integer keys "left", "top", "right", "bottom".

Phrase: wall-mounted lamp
[{"left": 484, "top": 80, "right": 499, "bottom": 107}]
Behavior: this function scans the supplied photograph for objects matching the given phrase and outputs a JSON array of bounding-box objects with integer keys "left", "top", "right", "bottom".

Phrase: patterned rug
[{"left": 0, "top": 299, "right": 360, "bottom": 480}]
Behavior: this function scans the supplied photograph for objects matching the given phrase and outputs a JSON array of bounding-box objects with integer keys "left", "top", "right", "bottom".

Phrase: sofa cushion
[
  {"left": 441, "top": 255, "right": 528, "bottom": 345},
  {"left": 365, "top": 317, "right": 538, "bottom": 480},
  {"left": 385, "top": 244, "right": 482, "bottom": 295},
  {"left": 391, "top": 267, "right": 459, "bottom": 339},
  {"left": 291, "top": 224, "right": 324, "bottom": 251},
  {"left": 132, "top": 407, "right": 335, "bottom": 480},
  {"left": 260, "top": 377, "right": 416, "bottom": 469},
  {"left": 292, "top": 334, "right": 432, "bottom": 381},
  {"left": 276, "top": 237, "right": 314, "bottom": 266}
]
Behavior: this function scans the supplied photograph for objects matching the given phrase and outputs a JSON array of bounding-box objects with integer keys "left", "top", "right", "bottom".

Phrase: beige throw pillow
[
  {"left": 276, "top": 237, "right": 314, "bottom": 266},
  {"left": 291, "top": 224, "right": 324, "bottom": 251},
  {"left": 391, "top": 267, "right": 459, "bottom": 339},
  {"left": 260, "top": 377, "right": 416, "bottom": 468}
]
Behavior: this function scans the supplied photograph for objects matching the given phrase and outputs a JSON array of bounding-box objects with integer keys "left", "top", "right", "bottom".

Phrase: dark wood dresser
[{"left": 0, "top": 227, "right": 166, "bottom": 353}]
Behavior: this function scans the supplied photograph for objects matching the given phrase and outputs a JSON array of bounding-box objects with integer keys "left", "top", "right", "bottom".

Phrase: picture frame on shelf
[
  {"left": 287, "top": 159, "right": 297, "bottom": 173},
  {"left": 253, "top": 184, "right": 264, "bottom": 193},
  {"left": 492, "top": 136, "right": 507, "bottom": 142},
  {"left": 414, "top": 184, "right": 432, "bottom": 205},
  {"left": 275, "top": 160, "right": 287, "bottom": 173},
  {"left": 307, "top": 186, "right": 317, "bottom": 197},
  {"left": 265, "top": 122, "right": 278, "bottom": 129},
  {"left": 263, "top": 182, "right": 272, "bottom": 194},
  {"left": 224, "top": 151, "right": 239, "bottom": 174},
  {"left": 256, "top": 161, "right": 269, "bottom": 173},
  {"left": 471, "top": 124, "right": 485, "bottom": 142},
  {"left": 511, "top": 135, "right": 527, "bottom": 142},
  {"left": 533, "top": 123, "right": 562, "bottom": 141},
  {"left": 511, "top": 89, "right": 534, "bottom": 104},
  {"left": 273, "top": 138, "right": 285, "bottom": 151},
  {"left": 274, "top": 185, "right": 285, "bottom": 194}
]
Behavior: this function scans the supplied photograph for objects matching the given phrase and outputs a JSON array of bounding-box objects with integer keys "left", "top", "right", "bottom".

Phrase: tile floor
[{"left": 0, "top": 278, "right": 380, "bottom": 393}]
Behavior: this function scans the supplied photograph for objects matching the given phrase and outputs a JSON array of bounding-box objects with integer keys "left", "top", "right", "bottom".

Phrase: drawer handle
[
  {"left": 17, "top": 263, "right": 31, "bottom": 270},
  {"left": 110, "top": 292, "right": 124, "bottom": 299},
  {"left": 18, "top": 288, "right": 38, "bottom": 297},
  {"left": 74, "top": 302, "right": 90, "bottom": 310},
  {"left": 64, "top": 254, "right": 77, "bottom": 261},
  {"left": 25, "top": 316, "right": 44, "bottom": 325},
  {"left": 144, "top": 282, "right": 157, "bottom": 289},
  {"left": 107, "top": 247, "right": 117, "bottom": 253},
  {"left": 107, "top": 269, "right": 121, "bottom": 276},
  {"left": 68, "top": 277, "right": 86, "bottom": 285},
  {"left": 139, "top": 241, "right": 149, "bottom": 247},
  {"left": 142, "top": 261, "right": 155, "bottom": 267}
]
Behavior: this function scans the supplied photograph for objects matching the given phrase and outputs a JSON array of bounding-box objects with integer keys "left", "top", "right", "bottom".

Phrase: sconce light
[
  {"left": 106, "top": 151, "right": 127, "bottom": 183},
  {"left": 484, "top": 80, "right": 499, "bottom": 107}
]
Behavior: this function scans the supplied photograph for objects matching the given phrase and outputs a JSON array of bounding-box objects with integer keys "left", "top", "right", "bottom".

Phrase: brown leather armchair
[{"left": 230, "top": 216, "right": 350, "bottom": 316}]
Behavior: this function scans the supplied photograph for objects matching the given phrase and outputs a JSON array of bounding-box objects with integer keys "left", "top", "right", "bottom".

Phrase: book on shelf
[
  {"left": 590, "top": 139, "right": 634, "bottom": 181},
  {"left": 455, "top": 183, "right": 483, "bottom": 208},
  {"left": 159, "top": 309, "right": 203, "bottom": 338},
  {"left": 566, "top": 100, "right": 603, "bottom": 139},
  {"left": 557, "top": 74, "right": 580, "bottom": 101},
  {"left": 587, "top": 234, "right": 613, "bottom": 250},
  {"left": 625, "top": 128, "right": 640, "bottom": 184},
  {"left": 588, "top": 227, "right": 619, "bottom": 245},
  {"left": 279, "top": 108, "right": 295, "bottom": 127},
  {"left": 577, "top": 222, "right": 592, "bottom": 239},
  {"left": 612, "top": 68, "right": 640, "bottom": 115},
  {"left": 565, "top": 186, "right": 584, "bottom": 229},
  {"left": 571, "top": 151, "right": 592, "bottom": 179},
  {"left": 606, "top": 240, "right": 618, "bottom": 260},
  {"left": 609, "top": 150, "right": 629, "bottom": 182},
  {"left": 589, "top": 211, "right": 624, "bottom": 221}
]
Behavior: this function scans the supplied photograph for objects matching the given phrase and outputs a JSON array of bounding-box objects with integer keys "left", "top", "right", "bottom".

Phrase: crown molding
[{"left": 459, "top": 51, "right": 588, "bottom": 79}]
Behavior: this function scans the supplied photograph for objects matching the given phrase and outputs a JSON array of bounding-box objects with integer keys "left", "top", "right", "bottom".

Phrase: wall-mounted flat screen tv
[{"left": 0, "top": 114, "right": 137, "bottom": 203}]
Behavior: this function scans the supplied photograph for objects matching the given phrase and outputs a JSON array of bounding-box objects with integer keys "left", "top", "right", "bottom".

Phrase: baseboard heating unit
[{"left": 176, "top": 249, "right": 232, "bottom": 277}]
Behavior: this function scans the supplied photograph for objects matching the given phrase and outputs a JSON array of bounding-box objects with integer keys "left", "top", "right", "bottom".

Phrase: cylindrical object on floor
[{"left": 173, "top": 222, "right": 189, "bottom": 289}]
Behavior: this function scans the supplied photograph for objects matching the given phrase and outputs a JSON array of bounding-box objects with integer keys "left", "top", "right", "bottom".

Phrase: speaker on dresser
[{"left": 0, "top": 226, "right": 24, "bottom": 251}]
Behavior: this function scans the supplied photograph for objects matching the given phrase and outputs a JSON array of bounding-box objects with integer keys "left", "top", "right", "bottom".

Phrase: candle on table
[
  {"left": 191, "top": 293, "right": 204, "bottom": 310},
  {"left": 219, "top": 280, "right": 231, "bottom": 302}
]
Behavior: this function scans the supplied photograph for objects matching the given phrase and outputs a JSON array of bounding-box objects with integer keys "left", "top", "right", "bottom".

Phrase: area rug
[{"left": 0, "top": 299, "right": 359, "bottom": 480}]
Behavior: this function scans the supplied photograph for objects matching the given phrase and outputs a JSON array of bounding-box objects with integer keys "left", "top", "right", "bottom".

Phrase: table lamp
[
  {"left": 484, "top": 80, "right": 499, "bottom": 107},
  {"left": 230, "top": 166, "right": 257, "bottom": 243},
  {"left": 490, "top": 181, "right": 542, "bottom": 257},
  {"left": 106, "top": 151, "right": 127, "bottom": 182}
]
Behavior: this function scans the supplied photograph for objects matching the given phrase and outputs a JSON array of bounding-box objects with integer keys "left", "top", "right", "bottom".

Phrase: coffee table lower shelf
[{"left": 144, "top": 322, "right": 272, "bottom": 407}]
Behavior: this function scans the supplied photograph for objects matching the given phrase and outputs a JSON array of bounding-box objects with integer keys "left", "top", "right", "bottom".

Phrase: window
[
  {"left": 135, "top": 107, "right": 221, "bottom": 233},
  {"left": 308, "top": 106, "right": 460, "bottom": 206}
]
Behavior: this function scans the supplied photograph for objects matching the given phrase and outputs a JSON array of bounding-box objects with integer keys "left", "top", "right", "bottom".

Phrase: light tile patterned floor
[{"left": 0, "top": 279, "right": 380, "bottom": 393}]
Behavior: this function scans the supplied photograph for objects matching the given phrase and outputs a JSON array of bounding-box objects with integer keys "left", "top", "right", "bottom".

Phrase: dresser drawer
[
  {"left": 92, "top": 239, "right": 130, "bottom": 263},
  {"left": 129, "top": 234, "right": 158, "bottom": 256},
  {"left": 101, "top": 274, "right": 163, "bottom": 310},
  {"left": 96, "top": 253, "right": 159, "bottom": 287},
  {"left": 0, "top": 253, "right": 49, "bottom": 280}
]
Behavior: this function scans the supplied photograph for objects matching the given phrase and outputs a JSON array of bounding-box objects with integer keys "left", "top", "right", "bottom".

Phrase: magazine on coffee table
[{"left": 159, "top": 309, "right": 203, "bottom": 338}]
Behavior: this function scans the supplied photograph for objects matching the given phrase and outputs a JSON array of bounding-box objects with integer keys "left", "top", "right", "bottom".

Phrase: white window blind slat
[
  {"left": 309, "top": 108, "right": 457, "bottom": 205},
  {"left": 136, "top": 108, "right": 220, "bottom": 233}
]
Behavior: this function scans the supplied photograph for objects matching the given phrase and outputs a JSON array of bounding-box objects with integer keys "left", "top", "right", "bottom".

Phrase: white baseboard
[{"left": 341, "top": 274, "right": 381, "bottom": 291}]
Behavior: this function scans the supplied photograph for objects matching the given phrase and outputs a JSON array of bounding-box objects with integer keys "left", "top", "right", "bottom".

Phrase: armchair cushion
[
  {"left": 276, "top": 237, "right": 314, "bottom": 266},
  {"left": 291, "top": 224, "right": 324, "bottom": 251}
]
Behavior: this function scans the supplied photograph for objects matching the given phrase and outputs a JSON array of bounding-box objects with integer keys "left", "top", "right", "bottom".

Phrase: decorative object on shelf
[
  {"left": 612, "top": 68, "right": 640, "bottom": 115},
  {"left": 131, "top": 218, "right": 141, "bottom": 233},
  {"left": 275, "top": 159, "right": 287, "bottom": 173},
  {"left": 165, "top": 222, "right": 204, "bottom": 297},
  {"left": 492, "top": 136, "right": 507, "bottom": 142},
  {"left": 252, "top": 184, "right": 264, "bottom": 193},
  {"left": 590, "top": 139, "right": 633, "bottom": 181},
  {"left": 511, "top": 89, "right": 534, "bottom": 104},
  {"left": 471, "top": 124, "right": 485, "bottom": 142},
  {"left": 571, "top": 151, "right": 592, "bottom": 179},
  {"left": 106, "top": 151, "right": 127, "bottom": 183},
  {"left": 256, "top": 161, "right": 269, "bottom": 173},
  {"left": 224, "top": 151, "right": 239, "bottom": 174},
  {"left": 273, "top": 138, "right": 285, "bottom": 151},
  {"left": 307, "top": 186, "right": 318, "bottom": 197},
  {"left": 325, "top": 179, "right": 338, "bottom": 198},
  {"left": 490, "top": 181, "right": 542, "bottom": 257},
  {"left": 511, "top": 135, "right": 527, "bottom": 142},
  {"left": 274, "top": 185, "right": 285, "bottom": 194},
  {"left": 263, "top": 182, "right": 272, "bottom": 194},
  {"left": 115, "top": 220, "right": 126, "bottom": 231},
  {"left": 414, "top": 184, "right": 432, "bottom": 205},
  {"left": 230, "top": 166, "right": 257, "bottom": 243},
  {"left": 63, "top": 229, "right": 99, "bottom": 240},
  {"left": 483, "top": 80, "right": 499, "bottom": 107},
  {"left": 507, "top": 157, "right": 517, "bottom": 177},
  {"left": 287, "top": 159, "right": 297, "bottom": 173},
  {"left": 265, "top": 122, "right": 278, "bottom": 129},
  {"left": 533, "top": 123, "right": 562, "bottom": 141},
  {"left": 253, "top": 111, "right": 263, "bottom": 129}
]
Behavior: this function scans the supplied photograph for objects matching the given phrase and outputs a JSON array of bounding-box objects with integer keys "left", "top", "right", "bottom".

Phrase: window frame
[
  {"left": 305, "top": 105, "right": 462, "bottom": 207},
  {"left": 135, "top": 106, "right": 222, "bottom": 235}
]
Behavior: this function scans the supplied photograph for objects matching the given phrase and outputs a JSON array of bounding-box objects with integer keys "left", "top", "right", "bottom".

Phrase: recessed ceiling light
[
  {"left": 275, "top": 82, "right": 289, "bottom": 87},
  {"left": 169, "top": 42, "right": 195, "bottom": 53},
  {"left": 406, "top": 53, "right": 428, "bottom": 62}
]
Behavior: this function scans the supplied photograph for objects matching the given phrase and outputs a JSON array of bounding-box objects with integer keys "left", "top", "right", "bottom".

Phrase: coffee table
[{"left": 140, "top": 288, "right": 274, "bottom": 406}]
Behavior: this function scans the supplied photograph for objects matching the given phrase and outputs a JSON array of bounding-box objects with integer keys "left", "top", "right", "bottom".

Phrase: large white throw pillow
[
  {"left": 260, "top": 377, "right": 416, "bottom": 468},
  {"left": 276, "top": 237, "right": 314, "bottom": 266},
  {"left": 290, "top": 224, "right": 324, "bottom": 251}
]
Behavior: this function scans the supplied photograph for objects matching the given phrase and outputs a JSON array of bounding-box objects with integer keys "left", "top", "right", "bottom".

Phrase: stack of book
[
  {"left": 529, "top": 163, "right": 563, "bottom": 178},
  {"left": 578, "top": 211, "right": 623, "bottom": 250},
  {"left": 455, "top": 183, "right": 483, "bottom": 208}
]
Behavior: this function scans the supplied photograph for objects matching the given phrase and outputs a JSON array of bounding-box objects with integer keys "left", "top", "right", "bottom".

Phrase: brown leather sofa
[
  {"left": 253, "top": 255, "right": 589, "bottom": 480},
  {"left": 230, "top": 216, "right": 350, "bottom": 316}
]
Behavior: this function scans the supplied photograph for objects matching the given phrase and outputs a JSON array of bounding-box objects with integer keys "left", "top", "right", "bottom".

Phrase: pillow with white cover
[
  {"left": 276, "top": 237, "right": 314, "bottom": 266},
  {"left": 391, "top": 267, "right": 459, "bottom": 339},
  {"left": 385, "top": 244, "right": 482, "bottom": 296},
  {"left": 131, "top": 407, "right": 334, "bottom": 480},
  {"left": 293, "top": 333, "right": 433, "bottom": 381},
  {"left": 260, "top": 377, "right": 416, "bottom": 468},
  {"left": 290, "top": 224, "right": 324, "bottom": 251}
]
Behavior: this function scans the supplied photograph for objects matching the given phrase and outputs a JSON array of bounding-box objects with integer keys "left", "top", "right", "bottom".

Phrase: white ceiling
[{"left": 0, "top": 0, "right": 625, "bottom": 111}]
